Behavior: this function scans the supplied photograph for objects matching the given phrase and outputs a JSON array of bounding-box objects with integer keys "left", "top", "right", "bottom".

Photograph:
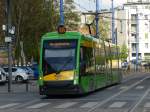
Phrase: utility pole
[
  {"left": 60, "top": 0, "right": 64, "bottom": 25},
  {"left": 96, "top": 0, "right": 99, "bottom": 38},
  {"left": 111, "top": 0, "right": 115, "bottom": 44},
  {"left": 5, "top": 0, "right": 12, "bottom": 92},
  {"left": 136, "top": 8, "right": 139, "bottom": 71}
]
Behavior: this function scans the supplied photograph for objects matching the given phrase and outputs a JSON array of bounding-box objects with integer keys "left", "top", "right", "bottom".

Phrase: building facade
[
  {"left": 102, "top": 1, "right": 150, "bottom": 62},
  {"left": 123, "top": 1, "right": 150, "bottom": 61}
]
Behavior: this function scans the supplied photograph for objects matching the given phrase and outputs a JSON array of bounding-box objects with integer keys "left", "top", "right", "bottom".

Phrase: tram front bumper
[{"left": 39, "top": 81, "right": 82, "bottom": 95}]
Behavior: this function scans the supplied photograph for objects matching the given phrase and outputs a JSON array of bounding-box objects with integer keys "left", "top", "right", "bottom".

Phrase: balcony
[{"left": 130, "top": 38, "right": 139, "bottom": 43}]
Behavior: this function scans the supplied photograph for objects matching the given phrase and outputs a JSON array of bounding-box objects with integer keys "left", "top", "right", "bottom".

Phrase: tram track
[
  {"left": 87, "top": 74, "right": 150, "bottom": 112},
  {"left": 127, "top": 88, "right": 150, "bottom": 112}
]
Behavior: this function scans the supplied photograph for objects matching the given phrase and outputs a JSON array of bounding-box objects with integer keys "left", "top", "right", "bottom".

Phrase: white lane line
[
  {"left": 129, "top": 89, "right": 150, "bottom": 112},
  {"left": 120, "top": 86, "right": 128, "bottom": 90},
  {"left": 109, "top": 102, "right": 127, "bottom": 108},
  {"left": 55, "top": 102, "right": 77, "bottom": 108},
  {"left": 135, "top": 86, "right": 144, "bottom": 90},
  {"left": 144, "top": 102, "right": 150, "bottom": 108},
  {"left": 87, "top": 75, "right": 150, "bottom": 112},
  {"left": 27, "top": 103, "right": 50, "bottom": 109},
  {"left": 0, "top": 103, "right": 20, "bottom": 109},
  {"left": 80, "top": 102, "right": 99, "bottom": 108}
]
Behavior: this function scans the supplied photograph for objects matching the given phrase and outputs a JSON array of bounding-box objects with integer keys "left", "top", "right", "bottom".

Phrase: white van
[{"left": 0, "top": 68, "right": 6, "bottom": 84}]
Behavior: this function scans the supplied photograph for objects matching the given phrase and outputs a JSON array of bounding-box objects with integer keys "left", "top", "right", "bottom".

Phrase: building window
[
  {"left": 145, "top": 15, "right": 148, "bottom": 20},
  {"left": 145, "top": 43, "right": 149, "bottom": 48},
  {"left": 144, "top": 53, "right": 150, "bottom": 60},
  {"left": 145, "top": 33, "right": 148, "bottom": 39},
  {"left": 145, "top": 53, "right": 150, "bottom": 56},
  {"left": 132, "top": 53, "right": 141, "bottom": 58},
  {"left": 132, "top": 53, "right": 136, "bottom": 57},
  {"left": 138, "top": 0, "right": 142, "bottom": 2},
  {"left": 132, "top": 43, "right": 136, "bottom": 51},
  {"left": 131, "top": 33, "right": 136, "bottom": 38},
  {"left": 145, "top": 23, "right": 148, "bottom": 29},
  {"left": 131, "top": 24, "right": 136, "bottom": 33},
  {"left": 131, "top": 14, "right": 136, "bottom": 20}
]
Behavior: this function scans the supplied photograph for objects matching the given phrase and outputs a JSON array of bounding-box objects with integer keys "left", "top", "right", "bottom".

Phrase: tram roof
[{"left": 42, "top": 31, "right": 98, "bottom": 41}]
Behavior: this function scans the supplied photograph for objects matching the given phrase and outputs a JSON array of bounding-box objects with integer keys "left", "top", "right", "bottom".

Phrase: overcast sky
[{"left": 74, "top": 0, "right": 127, "bottom": 11}]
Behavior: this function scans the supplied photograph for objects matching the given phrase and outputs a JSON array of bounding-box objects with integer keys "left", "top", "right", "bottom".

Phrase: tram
[{"left": 38, "top": 28, "right": 122, "bottom": 95}]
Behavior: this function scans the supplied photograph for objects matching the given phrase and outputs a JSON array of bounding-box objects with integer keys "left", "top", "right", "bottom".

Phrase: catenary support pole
[
  {"left": 96, "top": 0, "right": 99, "bottom": 38},
  {"left": 6, "top": 0, "right": 12, "bottom": 92},
  {"left": 111, "top": 0, "right": 115, "bottom": 44},
  {"left": 136, "top": 8, "right": 139, "bottom": 72},
  {"left": 60, "top": 0, "right": 64, "bottom": 25}
]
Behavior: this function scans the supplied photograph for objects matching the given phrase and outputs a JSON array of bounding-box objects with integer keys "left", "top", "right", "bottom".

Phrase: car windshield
[{"left": 43, "top": 39, "right": 77, "bottom": 75}]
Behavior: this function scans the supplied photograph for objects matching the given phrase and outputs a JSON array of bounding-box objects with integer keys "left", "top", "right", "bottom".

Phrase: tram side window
[
  {"left": 95, "top": 46, "right": 106, "bottom": 74},
  {"left": 80, "top": 47, "right": 95, "bottom": 75},
  {"left": 111, "top": 46, "right": 119, "bottom": 69}
]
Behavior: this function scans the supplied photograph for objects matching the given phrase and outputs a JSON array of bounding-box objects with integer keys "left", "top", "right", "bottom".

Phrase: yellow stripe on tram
[{"left": 43, "top": 70, "right": 74, "bottom": 81}]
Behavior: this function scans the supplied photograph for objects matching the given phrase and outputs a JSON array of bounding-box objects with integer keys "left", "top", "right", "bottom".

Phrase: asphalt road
[{"left": 0, "top": 72, "right": 150, "bottom": 112}]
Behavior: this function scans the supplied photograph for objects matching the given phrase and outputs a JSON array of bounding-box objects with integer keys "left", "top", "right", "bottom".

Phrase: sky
[{"left": 74, "top": 0, "right": 127, "bottom": 11}]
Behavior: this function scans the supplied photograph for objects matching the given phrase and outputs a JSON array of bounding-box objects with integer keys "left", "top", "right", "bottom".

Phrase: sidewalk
[
  {"left": 122, "top": 68, "right": 150, "bottom": 80},
  {"left": 0, "top": 80, "right": 38, "bottom": 94}
]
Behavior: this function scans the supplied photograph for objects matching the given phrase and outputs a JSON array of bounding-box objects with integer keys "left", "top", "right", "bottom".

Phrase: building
[
  {"left": 123, "top": 1, "right": 150, "bottom": 61},
  {"left": 99, "top": 1, "right": 150, "bottom": 62}
]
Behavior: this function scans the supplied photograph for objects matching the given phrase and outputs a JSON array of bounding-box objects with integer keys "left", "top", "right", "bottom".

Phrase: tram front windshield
[{"left": 43, "top": 40, "right": 77, "bottom": 75}]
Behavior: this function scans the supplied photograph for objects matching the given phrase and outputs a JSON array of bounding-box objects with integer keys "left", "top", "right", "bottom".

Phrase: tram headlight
[{"left": 39, "top": 77, "right": 42, "bottom": 80}]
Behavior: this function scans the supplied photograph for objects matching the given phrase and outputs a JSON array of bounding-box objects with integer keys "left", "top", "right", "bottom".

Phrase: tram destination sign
[{"left": 44, "top": 40, "right": 77, "bottom": 49}]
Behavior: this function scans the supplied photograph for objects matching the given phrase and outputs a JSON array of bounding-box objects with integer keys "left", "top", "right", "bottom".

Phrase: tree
[
  {"left": 11, "top": 0, "right": 48, "bottom": 65},
  {"left": 120, "top": 44, "right": 128, "bottom": 61},
  {"left": 10, "top": 0, "right": 80, "bottom": 65},
  {"left": 0, "top": 0, "right": 5, "bottom": 44},
  {"left": 64, "top": 0, "right": 80, "bottom": 31},
  {"left": 99, "top": 17, "right": 110, "bottom": 40}
]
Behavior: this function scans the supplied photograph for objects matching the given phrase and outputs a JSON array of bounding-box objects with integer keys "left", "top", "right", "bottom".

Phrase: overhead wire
[{"left": 73, "top": 1, "right": 90, "bottom": 12}]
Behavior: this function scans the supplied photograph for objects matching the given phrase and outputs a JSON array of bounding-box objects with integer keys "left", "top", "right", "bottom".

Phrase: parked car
[
  {"left": 2, "top": 67, "right": 29, "bottom": 83},
  {"left": 18, "top": 66, "right": 34, "bottom": 79},
  {"left": 0, "top": 68, "right": 6, "bottom": 85}
]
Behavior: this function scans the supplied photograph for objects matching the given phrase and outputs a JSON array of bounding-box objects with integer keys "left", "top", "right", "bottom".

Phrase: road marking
[
  {"left": 80, "top": 102, "right": 99, "bottom": 108},
  {"left": 27, "top": 102, "right": 50, "bottom": 109},
  {"left": 87, "top": 75, "right": 150, "bottom": 112},
  {"left": 129, "top": 89, "right": 150, "bottom": 112},
  {"left": 144, "top": 102, "right": 150, "bottom": 108},
  {"left": 109, "top": 102, "right": 127, "bottom": 108},
  {"left": 0, "top": 103, "right": 20, "bottom": 109},
  {"left": 55, "top": 102, "right": 77, "bottom": 108},
  {"left": 135, "top": 86, "right": 144, "bottom": 90},
  {"left": 120, "top": 86, "right": 128, "bottom": 90},
  {"left": 14, "top": 99, "right": 41, "bottom": 109}
]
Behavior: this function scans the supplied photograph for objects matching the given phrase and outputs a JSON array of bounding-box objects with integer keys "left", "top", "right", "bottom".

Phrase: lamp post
[{"left": 5, "top": 0, "right": 13, "bottom": 92}]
